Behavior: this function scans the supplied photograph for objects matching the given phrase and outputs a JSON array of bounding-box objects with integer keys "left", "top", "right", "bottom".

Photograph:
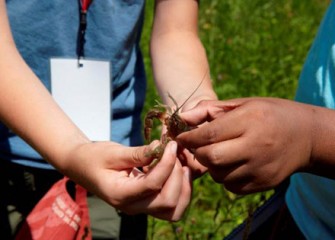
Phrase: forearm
[
  {"left": 0, "top": 48, "right": 89, "bottom": 170},
  {"left": 0, "top": 3, "right": 89, "bottom": 172},
  {"left": 151, "top": 0, "right": 217, "bottom": 110},
  {"left": 309, "top": 105, "right": 335, "bottom": 177},
  {"left": 151, "top": 32, "right": 216, "bottom": 106}
]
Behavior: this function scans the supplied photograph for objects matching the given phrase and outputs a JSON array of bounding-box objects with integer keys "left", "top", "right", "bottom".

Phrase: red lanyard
[
  {"left": 77, "top": 0, "right": 93, "bottom": 62},
  {"left": 80, "top": 0, "right": 92, "bottom": 12}
]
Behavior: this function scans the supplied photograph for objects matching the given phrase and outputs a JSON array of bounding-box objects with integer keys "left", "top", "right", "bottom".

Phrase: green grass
[{"left": 140, "top": 0, "right": 330, "bottom": 239}]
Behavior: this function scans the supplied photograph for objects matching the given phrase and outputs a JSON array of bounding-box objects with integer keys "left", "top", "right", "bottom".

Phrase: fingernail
[
  {"left": 149, "top": 140, "right": 160, "bottom": 149},
  {"left": 169, "top": 141, "right": 177, "bottom": 154},
  {"left": 184, "top": 167, "right": 191, "bottom": 181}
]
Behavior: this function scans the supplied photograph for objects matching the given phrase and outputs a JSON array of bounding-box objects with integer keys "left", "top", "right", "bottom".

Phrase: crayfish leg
[{"left": 143, "top": 110, "right": 167, "bottom": 142}]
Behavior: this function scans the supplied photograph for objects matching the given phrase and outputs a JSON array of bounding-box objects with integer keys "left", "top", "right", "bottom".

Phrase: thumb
[{"left": 107, "top": 140, "right": 161, "bottom": 170}]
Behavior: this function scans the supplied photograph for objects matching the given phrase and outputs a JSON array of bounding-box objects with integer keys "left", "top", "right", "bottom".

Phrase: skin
[
  {"left": 0, "top": 0, "right": 216, "bottom": 221},
  {"left": 151, "top": 0, "right": 217, "bottom": 177},
  {"left": 151, "top": 0, "right": 217, "bottom": 108},
  {"left": 176, "top": 98, "right": 335, "bottom": 194}
]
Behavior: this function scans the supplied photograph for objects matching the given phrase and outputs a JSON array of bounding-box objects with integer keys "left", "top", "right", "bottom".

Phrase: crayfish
[{"left": 144, "top": 71, "right": 207, "bottom": 164}]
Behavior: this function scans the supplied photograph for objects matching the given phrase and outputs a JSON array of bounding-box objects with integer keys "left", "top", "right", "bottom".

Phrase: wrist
[
  {"left": 308, "top": 105, "right": 335, "bottom": 178},
  {"left": 49, "top": 133, "right": 91, "bottom": 175}
]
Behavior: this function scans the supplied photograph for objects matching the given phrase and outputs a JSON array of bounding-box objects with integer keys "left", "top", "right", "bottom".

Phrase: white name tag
[{"left": 50, "top": 58, "right": 111, "bottom": 141}]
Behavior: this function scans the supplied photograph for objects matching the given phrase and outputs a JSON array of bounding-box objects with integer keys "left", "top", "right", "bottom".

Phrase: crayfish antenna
[
  {"left": 170, "top": 69, "right": 209, "bottom": 113},
  {"left": 168, "top": 92, "right": 179, "bottom": 109}
]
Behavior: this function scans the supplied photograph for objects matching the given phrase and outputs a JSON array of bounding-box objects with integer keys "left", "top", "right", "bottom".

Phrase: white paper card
[{"left": 50, "top": 58, "right": 111, "bottom": 141}]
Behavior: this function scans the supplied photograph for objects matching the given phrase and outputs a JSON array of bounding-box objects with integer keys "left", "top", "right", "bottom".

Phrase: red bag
[{"left": 15, "top": 177, "right": 92, "bottom": 240}]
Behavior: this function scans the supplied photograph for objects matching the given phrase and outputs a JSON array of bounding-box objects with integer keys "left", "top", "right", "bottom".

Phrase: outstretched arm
[
  {"left": 0, "top": 1, "right": 191, "bottom": 221},
  {"left": 176, "top": 98, "right": 335, "bottom": 194},
  {"left": 151, "top": 0, "right": 217, "bottom": 111},
  {"left": 150, "top": 0, "right": 218, "bottom": 176}
]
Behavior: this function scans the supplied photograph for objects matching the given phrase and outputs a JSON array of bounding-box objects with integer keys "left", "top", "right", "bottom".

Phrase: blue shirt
[
  {"left": 1, "top": 0, "right": 146, "bottom": 169},
  {"left": 286, "top": 1, "right": 335, "bottom": 239}
]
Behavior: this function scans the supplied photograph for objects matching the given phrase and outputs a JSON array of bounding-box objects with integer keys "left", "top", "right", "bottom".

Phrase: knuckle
[
  {"left": 223, "top": 179, "right": 251, "bottom": 195},
  {"left": 204, "top": 128, "right": 219, "bottom": 144},
  {"left": 146, "top": 181, "right": 163, "bottom": 192},
  {"left": 248, "top": 101, "right": 272, "bottom": 123},
  {"left": 170, "top": 216, "right": 181, "bottom": 222},
  {"left": 109, "top": 198, "right": 123, "bottom": 209},
  {"left": 211, "top": 174, "right": 224, "bottom": 184},
  {"left": 208, "top": 170, "right": 225, "bottom": 184},
  {"left": 206, "top": 147, "right": 222, "bottom": 165},
  {"left": 198, "top": 99, "right": 210, "bottom": 108},
  {"left": 224, "top": 183, "right": 245, "bottom": 195},
  {"left": 195, "top": 148, "right": 222, "bottom": 169},
  {"left": 162, "top": 199, "right": 178, "bottom": 210},
  {"left": 132, "top": 148, "right": 144, "bottom": 165}
]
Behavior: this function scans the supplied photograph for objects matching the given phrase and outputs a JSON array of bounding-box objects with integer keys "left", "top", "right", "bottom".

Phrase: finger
[
  {"left": 217, "top": 158, "right": 286, "bottom": 194},
  {"left": 144, "top": 141, "right": 180, "bottom": 186},
  {"left": 111, "top": 141, "right": 179, "bottom": 203},
  {"left": 148, "top": 155, "right": 184, "bottom": 211},
  {"left": 148, "top": 160, "right": 185, "bottom": 220},
  {"left": 209, "top": 163, "right": 271, "bottom": 195},
  {"left": 122, "top": 165, "right": 192, "bottom": 221},
  {"left": 168, "top": 166, "right": 192, "bottom": 221},
  {"left": 210, "top": 170, "right": 254, "bottom": 195},
  {"left": 177, "top": 109, "right": 246, "bottom": 149},
  {"left": 142, "top": 166, "right": 192, "bottom": 221},
  {"left": 193, "top": 138, "right": 248, "bottom": 169},
  {"left": 119, "top": 156, "right": 184, "bottom": 218},
  {"left": 180, "top": 100, "right": 238, "bottom": 126},
  {"left": 107, "top": 140, "right": 162, "bottom": 170},
  {"left": 193, "top": 138, "right": 269, "bottom": 194},
  {"left": 177, "top": 148, "right": 207, "bottom": 179},
  {"left": 222, "top": 175, "right": 263, "bottom": 195}
]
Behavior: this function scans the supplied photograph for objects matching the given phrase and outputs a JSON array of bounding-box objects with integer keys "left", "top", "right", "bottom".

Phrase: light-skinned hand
[{"left": 63, "top": 140, "right": 192, "bottom": 221}]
